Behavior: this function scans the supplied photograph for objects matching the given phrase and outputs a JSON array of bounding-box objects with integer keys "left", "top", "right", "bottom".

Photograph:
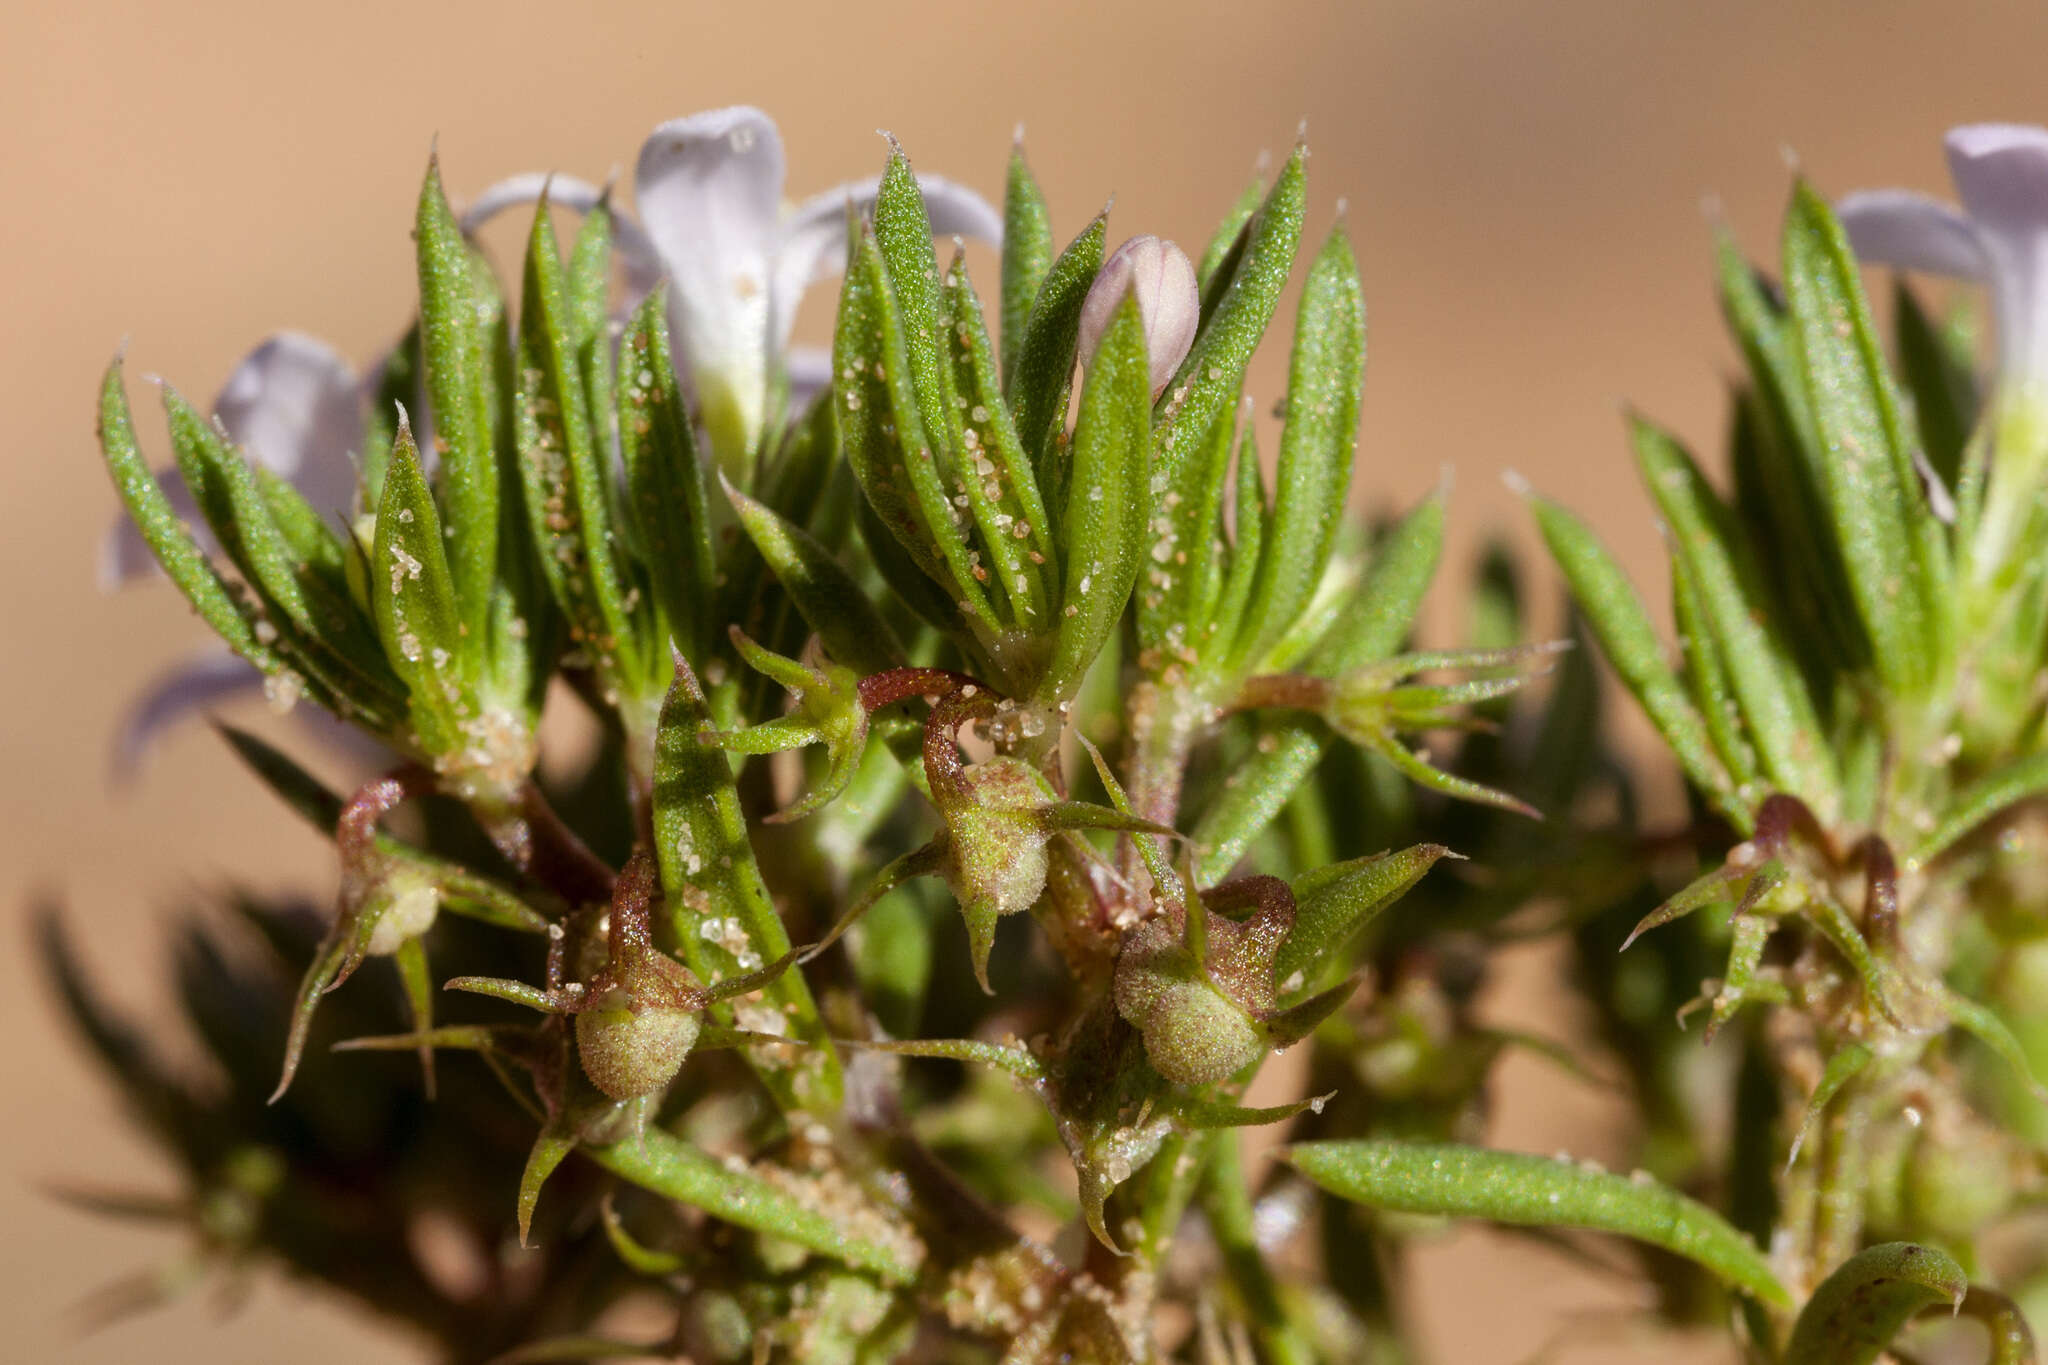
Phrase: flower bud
[
  {"left": 574, "top": 979, "right": 703, "bottom": 1101},
  {"left": 1078, "top": 235, "right": 1199, "bottom": 397},
  {"left": 362, "top": 870, "right": 440, "bottom": 956},
  {"left": 941, "top": 755, "right": 1062, "bottom": 988},
  {"left": 1115, "top": 918, "right": 1267, "bottom": 1086}
]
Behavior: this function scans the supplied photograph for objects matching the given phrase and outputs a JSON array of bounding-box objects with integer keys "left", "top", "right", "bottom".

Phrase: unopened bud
[
  {"left": 1114, "top": 918, "right": 1265, "bottom": 1086},
  {"left": 574, "top": 979, "right": 703, "bottom": 1101},
  {"left": 942, "top": 756, "right": 1061, "bottom": 988},
  {"left": 1078, "top": 235, "right": 1199, "bottom": 397}
]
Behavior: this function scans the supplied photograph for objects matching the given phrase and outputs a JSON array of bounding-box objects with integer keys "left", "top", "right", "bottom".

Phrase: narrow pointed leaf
[
  {"left": 97, "top": 362, "right": 277, "bottom": 672},
  {"left": 1894, "top": 279, "right": 1975, "bottom": 490},
  {"left": 589, "top": 1128, "right": 921, "bottom": 1284},
  {"left": 1285, "top": 1141, "right": 1790, "bottom": 1308},
  {"left": 729, "top": 478, "right": 905, "bottom": 675},
  {"left": 1011, "top": 212, "right": 1107, "bottom": 478},
  {"left": 1527, "top": 490, "right": 1737, "bottom": 817},
  {"left": 1784, "top": 1242, "right": 1966, "bottom": 1365},
  {"left": 1670, "top": 548, "right": 1763, "bottom": 813},
  {"left": 837, "top": 216, "right": 995, "bottom": 631},
  {"left": 1000, "top": 144, "right": 1054, "bottom": 387},
  {"left": 1631, "top": 416, "right": 1836, "bottom": 815},
  {"left": 619, "top": 293, "right": 716, "bottom": 663},
  {"left": 1789, "top": 1041, "right": 1873, "bottom": 1168},
  {"left": 1192, "top": 493, "right": 1443, "bottom": 881},
  {"left": 518, "top": 1127, "right": 577, "bottom": 1246},
  {"left": 1231, "top": 220, "right": 1365, "bottom": 669},
  {"left": 1154, "top": 146, "right": 1305, "bottom": 479},
  {"left": 393, "top": 934, "right": 435, "bottom": 1097},
  {"left": 1196, "top": 173, "right": 1266, "bottom": 296},
  {"left": 872, "top": 146, "right": 957, "bottom": 462},
  {"left": 1041, "top": 294, "right": 1152, "bottom": 706},
  {"left": 372, "top": 419, "right": 470, "bottom": 754},
  {"left": 516, "top": 198, "right": 641, "bottom": 691},
  {"left": 1278, "top": 844, "right": 1451, "bottom": 989},
  {"left": 1141, "top": 394, "right": 1239, "bottom": 653},
  {"left": 416, "top": 156, "right": 499, "bottom": 649},
  {"left": 1782, "top": 182, "right": 1947, "bottom": 698},
  {"left": 1915, "top": 750, "right": 2048, "bottom": 865}
]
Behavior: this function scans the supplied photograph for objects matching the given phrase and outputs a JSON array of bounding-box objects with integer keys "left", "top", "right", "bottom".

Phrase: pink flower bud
[{"left": 1078, "top": 235, "right": 1199, "bottom": 398}]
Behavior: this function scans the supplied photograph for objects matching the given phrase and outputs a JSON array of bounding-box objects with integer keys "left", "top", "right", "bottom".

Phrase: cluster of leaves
[{"left": 54, "top": 118, "right": 2048, "bottom": 1365}]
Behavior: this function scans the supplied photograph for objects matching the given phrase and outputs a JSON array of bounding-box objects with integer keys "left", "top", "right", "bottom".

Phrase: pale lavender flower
[
  {"left": 1838, "top": 124, "right": 2048, "bottom": 405},
  {"left": 1077, "top": 234, "right": 1199, "bottom": 397},
  {"left": 464, "top": 105, "right": 1002, "bottom": 472},
  {"left": 102, "top": 110, "right": 1000, "bottom": 767},
  {"left": 1838, "top": 124, "right": 2048, "bottom": 570}
]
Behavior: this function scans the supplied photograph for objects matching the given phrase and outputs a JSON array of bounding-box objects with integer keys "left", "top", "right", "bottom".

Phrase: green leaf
[
  {"left": 1010, "top": 211, "right": 1108, "bottom": 481},
  {"left": 1191, "top": 494, "right": 1444, "bottom": 882},
  {"left": 1285, "top": 1140, "right": 1790, "bottom": 1308},
  {"left": 515, "top": 195, "right": 642, "bottom": 693},
  {"left": 97, "top": 362, "right": 277, "bottom": 673},
  {"left": 1277, "top": 844, "right": 1451, "bottom": 992},
  {"left": 1630, "top": 416, "right": 1836, "bottom": 816},
  {"left": 415, "top": 155, "right": 499, "bottom": 654},
  {"left": 836, "top": 214, "right": 996, "bottom": 635},
  {"left": 1670, "top": 548, "right": 1763, "bottom": 815},
  {"left": 1789, "top": 1041, "right": 1873, "bottom": 1167},
  {"left": 723, "top": 477, "right": 904, "bottom": 675},
  {"left": 358, "top": 323, "right": 418, "bottom": 511},
  {"left": 589, "top": 1128, "right": 920, "bottom": 1285},
  {"left": 160, "top": 389, "right": 399, "bottom": 717},
  {"left": 1526, "top": 488, "right": 1740, "bottom": 821},
  {"left": 1209, "top": 416, "right": 1269, "bottom": 661},
  {"left": 1230, "top": 220, "right": 1365, "bottom": 670},
  {"left": 1140, "top": 393, "right": 1239, "bottom": 655},
  {"left": 941, "top": 251, "right": 1057, "bottom": 623},
  {"left": 1784, "top": 1242, "right": 1965, "bottom": 1365},
  {"left": 371, "top": 417, "right": 471, "bottom": 755},
  {"left": 1914, "top": 749, "right": 2048, "bottom": 865},
  {"left": 1894, "top": 279, "right": 1976, "bottom": 492},
  {"left": 618, "top": 293, "right": 716, "bottom": 663},
  {"left": 652, "top": 657, "right": 839, "bottom": 1112},
  {"left": 1000, "top": 141, "right": 1054, "bottom": 387},
  {"left": 518, "top": 1126, "right": 577, "bottom": 1246},
  {"left": 1040, "top": 293, "right": 1152, "bottom": 707},
  {"left": 872, "top": 144, "right": 956, "bottom": 468},
  {"left": 1716, "top": 243, "right": 1872, "bottom": 686},
  {"left": 1196, "top": 172, "right": 1266, "bottom": 298},
  {"left": 1153, "top": 145, "right": 1305, "bottom": 481},
  {"left": 1316, "top": 491, "right": 1445, "bottom": 674},
  {"left": 1782, "top": 181, "right": 1948, "bottom": 698}
]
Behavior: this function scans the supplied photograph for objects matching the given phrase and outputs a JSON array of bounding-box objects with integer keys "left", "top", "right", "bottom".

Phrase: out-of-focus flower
[
  {"left": 1838, "top": 124, "right": 2048, "bottom": 569},
  {"left": 1078, "top": 234, "right": 1198, "bottom": 397},
  {"left": 1839, "top": 125, "right": 2048, "bottom": 401},
  {"left": 465, "top": 106, "right": 1002, "bottom": 472}
]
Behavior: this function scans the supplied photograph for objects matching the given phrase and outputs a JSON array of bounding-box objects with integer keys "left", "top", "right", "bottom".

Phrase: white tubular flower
[
  {"left": 1078, "top": 234, "right": 1199, "bottom": 398},
  {"left": 464, "top": 106, "right": 1003, "bottom": 474},
  {"left": 1838, "top": 124, "right": 2048, "bottom": 572}
]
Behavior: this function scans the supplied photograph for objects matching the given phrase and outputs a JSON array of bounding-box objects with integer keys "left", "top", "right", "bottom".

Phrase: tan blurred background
[{"left": 4, "top": 0, "right": 2046, "bottom": 1358}]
